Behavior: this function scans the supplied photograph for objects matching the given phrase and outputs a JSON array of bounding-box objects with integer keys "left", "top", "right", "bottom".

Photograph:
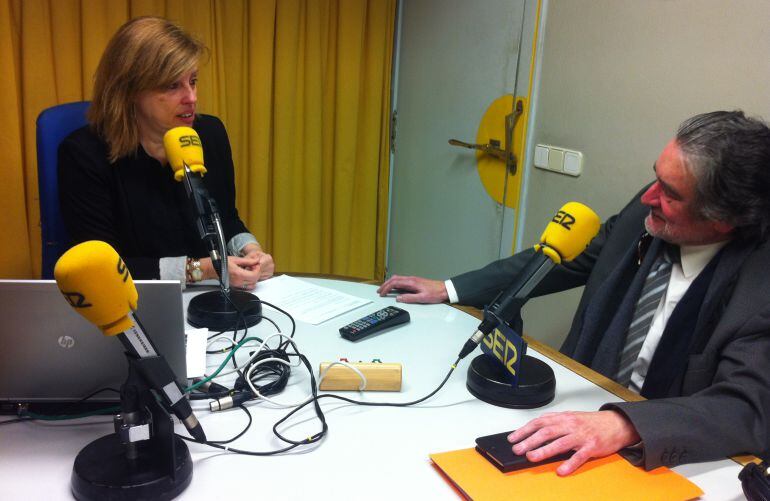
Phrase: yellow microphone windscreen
[
  {"left": 54, "top": 241, "right": 138, "bottom": 336},
  {"left": 535, "top": 202, "right": 601, "bottom": 263},
  {"left": 163, "top": 126, "right": 207, "bottom": 181}
]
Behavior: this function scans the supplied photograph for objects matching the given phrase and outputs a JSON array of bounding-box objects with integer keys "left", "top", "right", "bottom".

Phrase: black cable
[
  {"left": 178, "top": 351, "right": 326, "bottom": 455},
  {"left": 252, "top": 315, "right": 280, "bottom": 334},
  {"left": 206, "top": 302, "right": 249, "bottom": 347},
  {"left": 206, "top": 405, "right": 253, "bottom": 445},
  {"left": 271, "top": 357, "right": 459, "bottom": 448},
  {"left": 75, "top": 387, "right": 121, "bottom": 402},
  {"left": 272, "top": 352, "right": 327, "bottom": 446},
  {"left": 204, "top": 299, "right": 297, "bottom": 405},
  {"left": 230, "top": 301, "right": 248, "bottom": 354},
  {"left": 237, "top": 349, "right": 291, "bottom": 398},
  {"left": 253, "top": 299, "right": 296, "bottom": 348},
  {"left": 15, "top": 387, "right": 121, "bottom": 420},
  {"left": 189, "top": 389, "right": 230, "bottom": 400},
  {"left": 178, "top": 433, "right": 302, "bottom": 456},
  {"left": 269, "top": 355, "right": 459, "bottom": 450},
  {"left": 205, "top": 315, "right": 279, "bottom": 355},
  {"left": 194, "top": 297, "right": 295, "bottom": 411},
  {"left": 206, "top": 291, "right": 250, "bottom": 375},
  {"left": 181, "top": 349, "right": 459, "bottom": 456},
  {"left": 0, "top": 417, "right": 32, "bottom": 426}
]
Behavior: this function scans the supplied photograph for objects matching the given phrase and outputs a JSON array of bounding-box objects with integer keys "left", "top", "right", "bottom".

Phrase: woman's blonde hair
[{"left": 89, "top": 16, "right": 207, "bottom": 162}]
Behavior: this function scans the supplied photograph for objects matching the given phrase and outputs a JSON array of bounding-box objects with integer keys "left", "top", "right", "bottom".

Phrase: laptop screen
[{"left": 0, "top": 280, "right": 186, "bottom": 413}]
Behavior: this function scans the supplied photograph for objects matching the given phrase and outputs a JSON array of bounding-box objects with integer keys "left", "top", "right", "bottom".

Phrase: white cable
[
  {"left": 246, "top": 357, "right": 301, "bottom": 406},
  {"left": 318, "top": 361, "right": 367, "bottom": 391},
  {"left": 252, "top": 333, "right": 303, "bottom": 370},
  {"left": 243, "top": 333, "right": 316, "bottom": 408},
  {"left": 204, "top": 333, "right": 288, "bottom": 379},
  {"left": 206, "top": 337, "right": 237, "bottom": 349}
]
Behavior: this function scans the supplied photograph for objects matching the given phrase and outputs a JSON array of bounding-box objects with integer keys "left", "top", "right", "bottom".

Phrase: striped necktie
[{"left": 615, "top": 248, "right": 674, "bottom": 387}]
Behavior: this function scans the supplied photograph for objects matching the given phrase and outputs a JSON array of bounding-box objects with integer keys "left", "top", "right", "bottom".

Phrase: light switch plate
[{"left": 533, "top": 144, "right": 583, "bottom": 177}]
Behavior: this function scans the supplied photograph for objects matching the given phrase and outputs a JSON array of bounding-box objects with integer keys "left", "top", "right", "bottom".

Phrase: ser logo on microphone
[
  {"left": 178, "top": 135, "right": 201, "bottom": 148},
  {"left": 482, "top": 329, "right": 521, "bottom": 377},
  {"left": 62, "top": 292, "right": 92, "bottom": 309},
  {"left": 117, "top": 257, "right": 130, "bottom": 283},
  {"left": 552, "top": 210, "right": 576, "bottom": 230}
]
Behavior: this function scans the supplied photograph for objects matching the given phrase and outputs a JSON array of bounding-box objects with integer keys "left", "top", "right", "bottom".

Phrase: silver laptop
[{"left": 0, "top": 280, "right": 187, "bottom": 412}]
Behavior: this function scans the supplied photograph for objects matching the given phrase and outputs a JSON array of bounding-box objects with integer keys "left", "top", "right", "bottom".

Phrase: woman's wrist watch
[{"left": 186, "top": 258, "right": 203, "bottom": 283}]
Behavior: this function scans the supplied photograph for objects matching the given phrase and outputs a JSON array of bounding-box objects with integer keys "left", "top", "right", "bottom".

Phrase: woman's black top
[{"left": 58, "top": 114, "right": 250, "bottom": 279}]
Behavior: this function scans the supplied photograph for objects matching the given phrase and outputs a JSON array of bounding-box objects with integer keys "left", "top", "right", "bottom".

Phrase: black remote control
[{"left": 339, "top": 306, "right": 410, "bottom": 341}]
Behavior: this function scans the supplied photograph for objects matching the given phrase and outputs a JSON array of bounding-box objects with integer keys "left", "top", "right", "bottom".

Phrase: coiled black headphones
[{"left": 740, "top": 461, "right": 770, "bottom": 501}]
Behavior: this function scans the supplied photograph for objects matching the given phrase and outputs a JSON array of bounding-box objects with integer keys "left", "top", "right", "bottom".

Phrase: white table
[{"left": 0, "top": 278, "right": 746, "bottom": 500}]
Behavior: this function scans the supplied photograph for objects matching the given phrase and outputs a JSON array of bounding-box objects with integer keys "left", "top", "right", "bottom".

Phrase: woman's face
[{"left": 135, "top": 69, "right": 198, "bottom": 140}]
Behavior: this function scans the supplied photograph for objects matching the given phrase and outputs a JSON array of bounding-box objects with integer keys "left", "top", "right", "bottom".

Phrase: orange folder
[{"left": 430, "top": 447, "right": 703, "bottom": 501}]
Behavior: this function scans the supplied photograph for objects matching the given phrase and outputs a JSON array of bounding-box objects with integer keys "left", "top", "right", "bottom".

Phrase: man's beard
[{"left": 644, "top": 212, "right": 675, "bottom": 243}]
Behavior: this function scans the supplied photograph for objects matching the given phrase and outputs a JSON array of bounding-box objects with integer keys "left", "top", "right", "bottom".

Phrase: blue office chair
[{"left": 37, "top": 101, "right": 90, "bottom": 278}]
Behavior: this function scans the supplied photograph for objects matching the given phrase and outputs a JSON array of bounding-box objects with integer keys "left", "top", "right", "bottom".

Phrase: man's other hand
[
  {"left": 508, "top": 410, "right": 641, "bottom": 476},
  {"left": 377, "top": 275, "right": 449, "bottom": 304}
]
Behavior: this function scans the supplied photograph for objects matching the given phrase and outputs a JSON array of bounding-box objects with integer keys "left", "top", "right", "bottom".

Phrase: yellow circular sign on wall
[{"left": 475, "top": 95, "right": 527, "bottom": 209}]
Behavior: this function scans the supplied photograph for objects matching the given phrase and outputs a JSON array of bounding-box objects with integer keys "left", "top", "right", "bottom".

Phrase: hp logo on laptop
[{"left": 58, "top": 335, "right": 75, "bottom": 349}]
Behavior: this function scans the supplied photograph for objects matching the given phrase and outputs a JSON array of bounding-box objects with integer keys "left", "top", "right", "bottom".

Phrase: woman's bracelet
[{"left": 186, "top": 257, "right": 203, "bottom": 283}]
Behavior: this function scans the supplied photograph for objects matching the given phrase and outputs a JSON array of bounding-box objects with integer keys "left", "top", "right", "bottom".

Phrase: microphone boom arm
[
  {"left": 120, "top": 312, "right": 206, "bottom": 441},
  {"left": 459, "top": 248, "right": 557, "bottom": 360},
  {"left": 181, "top": 163, "right": 230, "bottom": 292}
]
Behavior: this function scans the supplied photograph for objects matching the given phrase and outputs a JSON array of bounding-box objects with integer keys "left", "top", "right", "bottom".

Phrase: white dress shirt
[{"left": 445, "top": 279, "right": 460, "bottom": 304}]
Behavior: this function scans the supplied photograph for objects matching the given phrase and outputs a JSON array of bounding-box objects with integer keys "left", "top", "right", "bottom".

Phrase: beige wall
[{"left": 520, "top": 0, "right": 770, "bottom": 349}]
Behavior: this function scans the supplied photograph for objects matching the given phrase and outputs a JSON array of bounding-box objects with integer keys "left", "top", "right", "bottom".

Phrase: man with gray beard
[{"left": 379, "top": 111, "right": 770, "bottom": 474}]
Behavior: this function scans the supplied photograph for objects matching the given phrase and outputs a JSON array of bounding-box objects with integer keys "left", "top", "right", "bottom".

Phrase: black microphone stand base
[
  {"left": 71, "top": 434, "right": 192, "bottom": 501},
  {"left": 466, "top": 354, "right": 555, "bottom": 409},
  {"left": 187, "top": 289, "right": 262, "bottom": 331}
]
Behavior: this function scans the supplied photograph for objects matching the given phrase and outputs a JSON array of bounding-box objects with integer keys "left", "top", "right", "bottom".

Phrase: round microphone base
[
  {"left": 466, "top": 354, "right": 555, "bottom": 409},
  {"left": 187, "top": 289, "right": 262, "bottom": 331},
  {"left": 71, "top": 434, "right": 192, "bottom": 501}
]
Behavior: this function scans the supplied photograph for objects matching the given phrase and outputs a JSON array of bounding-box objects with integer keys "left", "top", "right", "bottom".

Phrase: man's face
[{"left": 640, "top": 140, "right": 733, "bottom": 245}]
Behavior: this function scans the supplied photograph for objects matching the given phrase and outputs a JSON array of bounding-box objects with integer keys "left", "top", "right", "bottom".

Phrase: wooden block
[{"left": 318, "top": 362, "right": 402, "bottom": 391}]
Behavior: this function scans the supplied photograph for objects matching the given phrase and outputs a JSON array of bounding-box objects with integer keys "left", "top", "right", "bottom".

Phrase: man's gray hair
[{"left": 676, "top": 110, "right": 770, "bottom": 241}]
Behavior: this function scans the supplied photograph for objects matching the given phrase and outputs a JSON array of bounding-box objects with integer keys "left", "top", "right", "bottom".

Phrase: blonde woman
[{"left": 59, "top": 16, "right": 273, "bottom": 289}]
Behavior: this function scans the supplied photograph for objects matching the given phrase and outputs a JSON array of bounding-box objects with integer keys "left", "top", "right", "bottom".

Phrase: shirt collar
[{"left": 678, "top": 240, "right": 729, "bottom": 278}]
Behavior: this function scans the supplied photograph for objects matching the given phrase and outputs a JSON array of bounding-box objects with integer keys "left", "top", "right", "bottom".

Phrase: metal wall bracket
[{"left": 449, "top": 99, "right": 524, "bottom": 175}]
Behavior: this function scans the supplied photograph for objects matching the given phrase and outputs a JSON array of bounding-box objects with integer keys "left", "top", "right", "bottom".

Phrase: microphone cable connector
[
  {"left": 209, "top": 391, "right": 254, "bottom": 412},
  {"left": 457, "top": 316, "right": 498, "bottom": 359},
  {"left": 233, "top": 376, "right": 251, "bottom": 393}
]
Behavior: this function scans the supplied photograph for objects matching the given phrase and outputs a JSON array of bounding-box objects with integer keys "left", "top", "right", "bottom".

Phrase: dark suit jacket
[{"left": 451, "top": 188, "right": 770, "bottom": 469}]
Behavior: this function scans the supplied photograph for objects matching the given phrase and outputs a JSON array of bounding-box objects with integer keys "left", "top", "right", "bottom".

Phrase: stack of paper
[
  {"left": 430, "top": 448, "right": 703, "bottom": 500},
  {"left": 254, "top": 275, "right": 371, "bottom": 324}
]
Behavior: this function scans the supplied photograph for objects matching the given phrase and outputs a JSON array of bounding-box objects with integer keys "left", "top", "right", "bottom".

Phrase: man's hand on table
[
  {"left": 508, "top": 410, "right": 641, "bottom": 476},
  {"left": 377, "top": 275, "right": 448, "bottom": 304}
]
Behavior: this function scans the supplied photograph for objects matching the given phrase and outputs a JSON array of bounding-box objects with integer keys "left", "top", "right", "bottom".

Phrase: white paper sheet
[
  {"left": 185, "top": 327, "right": 208, "bottom": 378},
  {"left": 253, "top": 275, "right": 371, "bottom": 324}
]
